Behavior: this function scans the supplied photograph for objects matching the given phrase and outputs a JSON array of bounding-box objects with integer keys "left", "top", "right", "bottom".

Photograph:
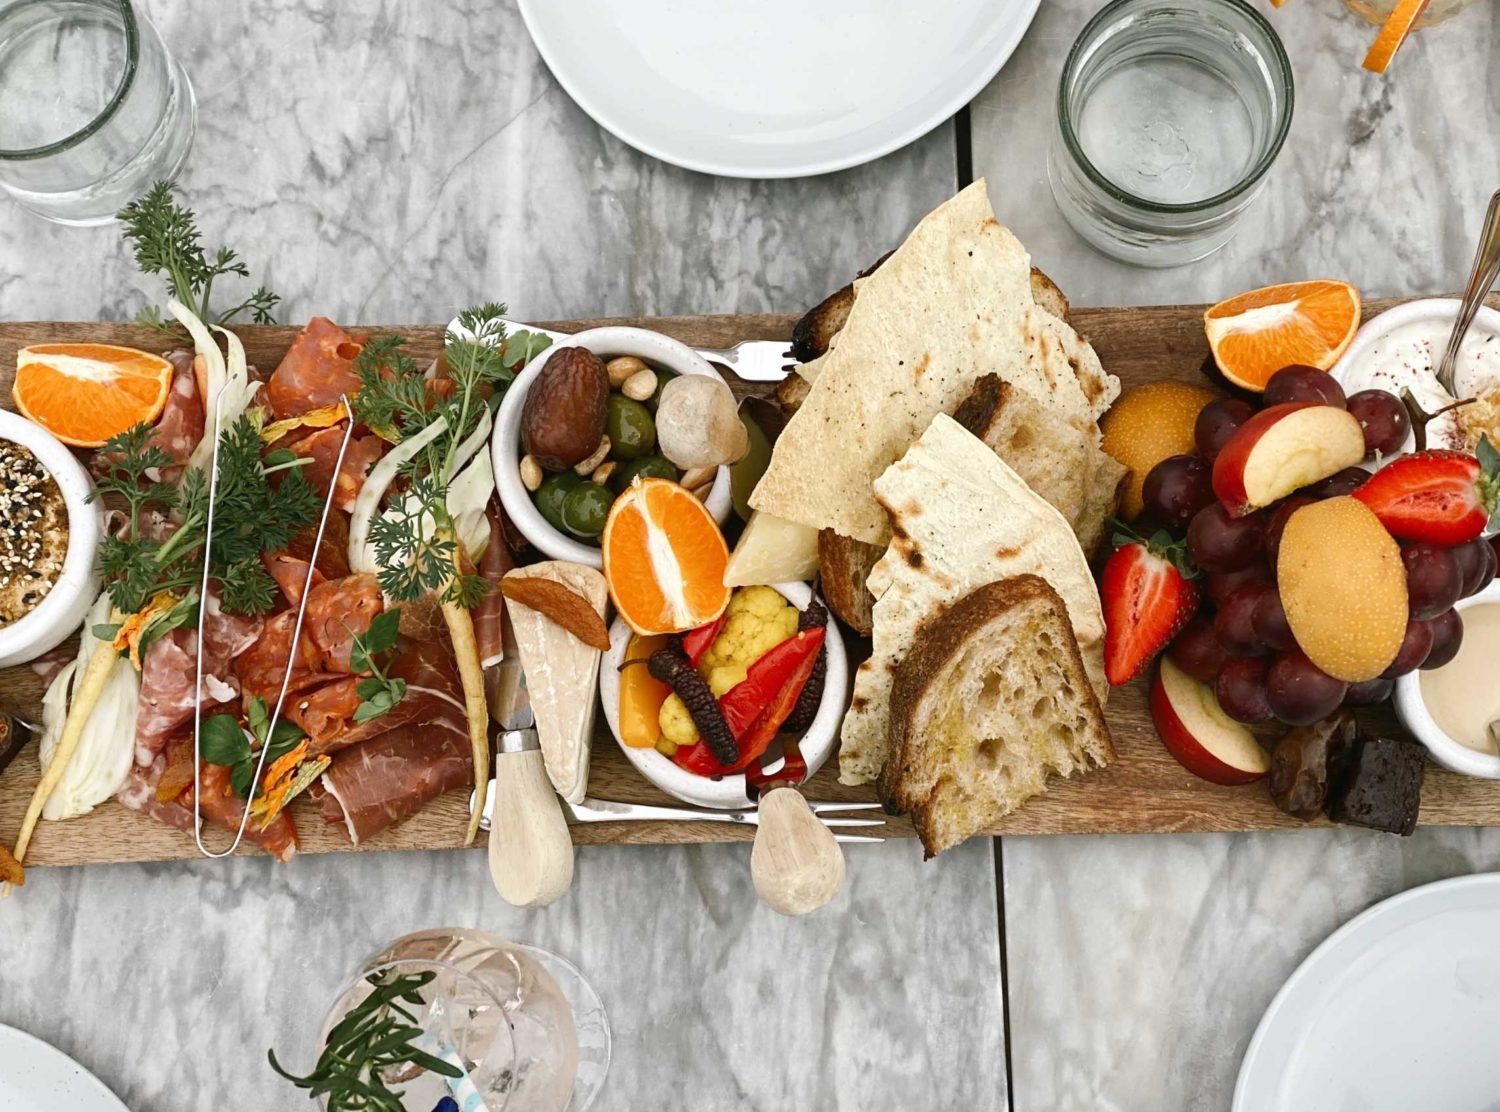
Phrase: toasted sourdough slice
[
  {"left": 839, "top": 414, "right": 1106, "bottom": 786},
  {"left": 817, "top": 528, "right": 882, "bottom": 635},
  {"left": 751, "top": 181, "right": 1119, "bottom": 546},
  {"left": 880, "top": 576, "right": 1113, "bottom": 857},
  {"left": 1076, "top": 447, "right": 1129, "bottom": 557}
]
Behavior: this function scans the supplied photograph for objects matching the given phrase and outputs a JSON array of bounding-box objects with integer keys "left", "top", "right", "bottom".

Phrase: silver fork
[
  {"left": 471, "top": 787, "right": 886, "bottom": 844},
  {"left": 456, "top": 316, "right": 796, "bottom": 383}
]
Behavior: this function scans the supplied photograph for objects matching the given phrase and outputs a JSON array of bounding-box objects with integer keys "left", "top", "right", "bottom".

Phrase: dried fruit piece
[
  {"left": 521, "top": 346, "right": 609, "bottom": 470},
  {"left": 0, "top": 840, "right": 23, "bottom": 887},
  {"left": 500, "top": 575, "right": 611, "bottom": 650}
]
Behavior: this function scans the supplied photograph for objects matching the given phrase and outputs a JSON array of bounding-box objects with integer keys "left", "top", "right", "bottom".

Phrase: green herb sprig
[
  {"left": 118, "top": 181, "right": 281, "bottom": 332},
  {"left": 349, "top": 609, "right": 407, "bottom": 724},
  {"left": 201, "top": 696, "right": 307, "bottom": 799},
  {"left": 91, "top": 415, "right": 321, "bottom": 616},
  {"left": 353, "top": 303, "right": 514, "bottom": 606},
  {"left": 268, "top": 969, "right": 464, "bottom": 1111}
]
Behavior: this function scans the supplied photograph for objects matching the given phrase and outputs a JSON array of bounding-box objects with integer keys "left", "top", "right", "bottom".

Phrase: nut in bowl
[
  {"left": 599, "top": 580, "right": 848, "bottom": 810},
  {"left": 0, "top": 411, "right": 103, "bottom": 669},
  {"left": 493, "top": 326, "right": 735, "bottom": 567}
]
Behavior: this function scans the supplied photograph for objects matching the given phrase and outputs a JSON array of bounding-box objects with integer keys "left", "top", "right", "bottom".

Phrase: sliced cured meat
[
  {"left": 262, "top": 552, "right": 326, "bottom": 608},
  {"left": 320, "top": 721, "right": 472, "bottom": 845},
  {"left": 304, "top": 573, "right": 382, "bottom": 672},
  {"left": 235, "top": 609, "right": 326, "bottom": 708},
  {"left": 135, "top": 592, "right": 261, "bottom": 766},
  {"left": 284, "top": 510, "right": 352, "bottom": 580},
  {"left": 266, "top": 318, "right": 367, "bottom": 420},
  {"left": 287, "top": 424, "right": 383, "bottom": 512},
  {"left": 146, "top": 350, "right": 204, "bottom": 475},
  {"left": 287, "top": 675, "right": 362, "bottom": 743},
  {"left": 305, "top": 641, "right": 465, "bottom": 755},
  {"left": 116, "top": 751, "right": 298, "bottom": 862},
  {"left": 473, "top": 501, "right": 514, "bottom": 668}
]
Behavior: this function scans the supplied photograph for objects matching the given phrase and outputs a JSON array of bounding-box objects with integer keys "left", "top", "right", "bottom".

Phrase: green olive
[
  {"left": 649, "top": 367, "right": 678, "bottom": 411},
  {"left": 606, "top": 394, "right": 656, "bottom": 460},
  {"left": 611, "top": 454, "right": 679, "bottom": 493},
  {"left": 560, "top": 481, "right": 613, "bottom": 538},
  {"left": 533, "top": 471, "right": 582, "bottom": 533}
]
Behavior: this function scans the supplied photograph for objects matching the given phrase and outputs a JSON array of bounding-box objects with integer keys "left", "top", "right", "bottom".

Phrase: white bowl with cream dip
[
  {"left": 1395, "top": 577, "right": 1500, "bottom": 778},
  {"left": 0, "top": 411, "right": 102, "bottom": 669},
  {"left": 1329, "top": 298, "right": 1500, "bottom": 460}
]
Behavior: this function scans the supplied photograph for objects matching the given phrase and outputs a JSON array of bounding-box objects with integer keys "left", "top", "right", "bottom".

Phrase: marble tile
[
  {"left": 970, "top": 4, "right": 1500, "bottom": 1110},
  {"left": 0, "top": 3, "right": 999, "bottom": 1110},
  {"left": 969, "top": 0, "right": 1500, "bottom": 306},
  {"left": 0, "top": 839, "right": 1005, "bottom": 1111},
  {"left": 0, "top": 0, "right": 958, "bottom": 325},
  {"left": 1003, "top": 827, "right": 1500, "bottom": 1111}
]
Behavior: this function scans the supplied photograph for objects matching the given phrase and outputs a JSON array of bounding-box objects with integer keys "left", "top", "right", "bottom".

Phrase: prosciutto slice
[
  {"left": 147, "top": 350, "right": 205, "bottom": 475},
  {"left": 319, "top": 641, "right": 472, "bottom": 843},
  {"left": 266, "top": 318, "right": 367, "bottom": 420},
  {"left": 117, "top": 751, "right": 298, "bottom": 862},
  {"left": 304, "top": 573, "right": 382, "bottom": 672},
  {"left": 472, "top": 502, "right": 513, "bottom": 668},
  {"left": 287, "top": 424, "right": 384, "bottom": 512},
  {"left": 135, "top": 593, "right": 261, "bottom": 766}
]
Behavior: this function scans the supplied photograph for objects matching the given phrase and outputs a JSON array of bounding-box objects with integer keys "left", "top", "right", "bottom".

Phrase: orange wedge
[
  {"left": 13, "top": 343, "right": 175, "bottom": 447},
  {"left": 1363, "top": 0, "right": 1429, "bottom": 73},
  {"left": 1204, "top": 280, "right": 1361, "bottom": 393},
  {"left": 602, "top": 478, "right": 731, "bottom": 636}
]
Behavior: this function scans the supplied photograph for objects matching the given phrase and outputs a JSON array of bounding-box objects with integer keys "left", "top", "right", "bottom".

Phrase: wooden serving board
[{"left": 3, "top": 302, "right": 1498, "bottom": 869}]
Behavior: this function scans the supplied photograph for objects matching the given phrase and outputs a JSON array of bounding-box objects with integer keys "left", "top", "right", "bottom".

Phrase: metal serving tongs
[
  {"left": 189, "top": 393, "right": 355, "bottom": 858},
  {"left": 1436, "top": 188, "right": 1500, "bottom": 398}
]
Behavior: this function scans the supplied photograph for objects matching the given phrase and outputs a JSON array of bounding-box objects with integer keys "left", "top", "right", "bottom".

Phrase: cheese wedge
[
  {"left": 502, "top": 561, "right": 607, "bottom": 803},
  {"left": 723, "top": 511, "right": 820, "bottom": 587}
]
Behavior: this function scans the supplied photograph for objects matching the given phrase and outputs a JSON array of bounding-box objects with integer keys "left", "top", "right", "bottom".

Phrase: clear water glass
[
  {"left": 299, "top": 929, "right": 611, "bottom": 1112},
  {"left": 1048, "top": 0, "right": 1294, "bottom": 268},
  {"left": 0, "top": 0, "right": 195, "bottom": 225}
]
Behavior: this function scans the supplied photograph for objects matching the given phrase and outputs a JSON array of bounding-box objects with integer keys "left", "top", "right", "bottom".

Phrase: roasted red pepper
[
  {"left": 671, "top": 626, "right": 826, "bottom": 777},
  {"left": 680, "top": 612, "right": 727, "bottom": 667}
]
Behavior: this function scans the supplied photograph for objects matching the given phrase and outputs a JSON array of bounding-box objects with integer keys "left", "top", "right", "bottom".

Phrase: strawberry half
[
  {"left": 1352, "top": 437, "right": 1500, "bottom": 546},
  {"left": 1102, "top": 530, "right": 1202, "bottom": 686}
]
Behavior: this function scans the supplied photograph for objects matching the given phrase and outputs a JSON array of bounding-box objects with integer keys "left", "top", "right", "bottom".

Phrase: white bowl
[
  {"left": 492, "top": 326, "right": 733, "bottom": 568},
  {"left": 0, "top": 411, "right": 102, "bottom": 668},
  {"left": 1329, "top": 298, "right": 1500, "bottom": 466},
  {"left": 598, "top": 581, "right": 848, "bottom": 809},
  {"left": 1394, "top": 579, "right": 1500, "bottom": 779}
]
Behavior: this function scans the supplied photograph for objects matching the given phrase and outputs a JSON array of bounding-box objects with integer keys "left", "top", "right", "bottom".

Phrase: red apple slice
[
  {"left": 1149, "top": 658, "right": 1270, "bottom": 785},
  {"left": 1212, "top": 402, "right": 1366, "bottom": 516}
]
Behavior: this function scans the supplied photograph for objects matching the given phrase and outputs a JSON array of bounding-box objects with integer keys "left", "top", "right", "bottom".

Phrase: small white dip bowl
[
  {"left": 598, "top": 580, "right": 847, "bottom": 810},
  {"left": 1394, "top": 579, "right": 1500, "bottom": 779},
  {"left": 0, "top": 411, "right": 102, "bottom": 668},
  {"left": 492, "top": 325, "right": 733, "bottom": 568}
]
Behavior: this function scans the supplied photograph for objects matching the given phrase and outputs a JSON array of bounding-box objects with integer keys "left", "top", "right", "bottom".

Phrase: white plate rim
[
  {"left": 1233, "top": 872, "right": 1500, "bottom": 1111},
  {"left": 514, "top": 0, "right": 1043, "bottom": 178},
  {"left": 0, "top": 1023, "right": 130, "bottom": 1111}
]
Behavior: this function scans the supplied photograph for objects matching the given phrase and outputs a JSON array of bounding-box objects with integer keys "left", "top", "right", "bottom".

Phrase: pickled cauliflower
[{"left": 658, "top": 586, "right": 800, "bottom": 747}]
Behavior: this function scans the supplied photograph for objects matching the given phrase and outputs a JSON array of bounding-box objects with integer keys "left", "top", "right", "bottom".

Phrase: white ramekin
[
  {"left": 492, "top": 326, "right": 733, "bottom": 568},
  {"left": 598, "top": 581, "right": 848, "bottom": 809},
  {"left": 1394, "top": 578, "right": 1500, "bottom": 779},
  {"left": 0, "top": 411, "right": 102, "bottom": 668},
  {"left": 1329, "top": 298, "right": 1500, "bottom": 466}
]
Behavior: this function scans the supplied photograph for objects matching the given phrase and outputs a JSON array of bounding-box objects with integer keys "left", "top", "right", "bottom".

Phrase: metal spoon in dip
[{"left": 1436, "top": 188, "right": 1500, "bottom": 398}]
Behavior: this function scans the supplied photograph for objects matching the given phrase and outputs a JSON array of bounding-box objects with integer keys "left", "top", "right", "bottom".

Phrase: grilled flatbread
[{"left": 839, "top": 414, "right": 1106, "bottom": 787}]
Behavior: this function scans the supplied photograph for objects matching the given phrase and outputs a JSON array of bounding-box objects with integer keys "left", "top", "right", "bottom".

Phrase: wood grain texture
[{"left": 2, "top": 301, "right": 1496, "bottom": 868}]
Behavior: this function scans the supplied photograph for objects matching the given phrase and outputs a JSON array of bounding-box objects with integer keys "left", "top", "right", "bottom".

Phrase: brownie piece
[{"left": 1327, "top": 734, "right": 1426, "bottom": 836}]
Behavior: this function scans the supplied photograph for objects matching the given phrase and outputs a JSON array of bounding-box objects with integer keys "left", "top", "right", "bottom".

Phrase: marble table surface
[{"left": 0, "top": 0, "right": 1496, "bottom": 1109}]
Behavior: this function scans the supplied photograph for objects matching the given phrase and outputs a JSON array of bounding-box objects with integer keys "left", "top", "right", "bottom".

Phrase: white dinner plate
[
  {"left": 1235, "top": 874, "right": 1500, "bottom": 1112},
  {"left": 0, "top": 1024, "right": 129, "bottom": 1111},
  {"left": 516, "top": 0, "right": 1041, "bottom": 178}
]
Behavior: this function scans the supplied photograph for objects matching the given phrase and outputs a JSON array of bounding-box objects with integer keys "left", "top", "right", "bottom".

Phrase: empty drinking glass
[{"left": 0, "top": 0, "right": 195, "bottom": 225}]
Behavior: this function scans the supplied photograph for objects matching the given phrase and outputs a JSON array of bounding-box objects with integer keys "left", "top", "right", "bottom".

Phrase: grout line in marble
[
  {"left": 993, "top": 835, "right": 1016, "bottom": 1112},
  {"left": 955, "top": 105, "right": 975, "bottom": 189}
]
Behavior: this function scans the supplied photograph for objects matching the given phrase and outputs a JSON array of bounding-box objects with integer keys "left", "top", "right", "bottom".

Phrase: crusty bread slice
[
  {"left": 1029, "top": 267, "right": 1069, "bottom": 323},
  {"left": 1076, "top": 447, "right": 1128, "bottom": 558},
  {"left": 817, "top": 528, "right": 882, "bottom": 635},
  {"left": 880, "top": 576, "right": 1113, "bottom": 857}
]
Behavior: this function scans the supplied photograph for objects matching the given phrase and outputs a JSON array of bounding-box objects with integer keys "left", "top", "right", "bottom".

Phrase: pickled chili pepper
[
  {"left": 671, "top": 625, "right": 826, "bottom": 777},
  {"left": 783, "top": 599, "right": 828, "bottom": 732},
  {"left": 680, "top": 612, "right": 727, "bottom": 667},
  {"left": 647, "top": 645, "right": 739, "bottom": 765}
]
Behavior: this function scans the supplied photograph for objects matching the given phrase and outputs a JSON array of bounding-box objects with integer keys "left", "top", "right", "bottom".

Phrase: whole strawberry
[
  {"left": 1353, "top": 436, "right": 1500, "bottom": 546},
  {"left": 1103, "top": 528, "right": 1202, "bottom": 686}
]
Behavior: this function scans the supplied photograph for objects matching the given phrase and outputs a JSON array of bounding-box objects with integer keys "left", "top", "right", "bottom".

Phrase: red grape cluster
[{"left": 1142, "top": 366, "right": 1495, "bottom": 728}]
